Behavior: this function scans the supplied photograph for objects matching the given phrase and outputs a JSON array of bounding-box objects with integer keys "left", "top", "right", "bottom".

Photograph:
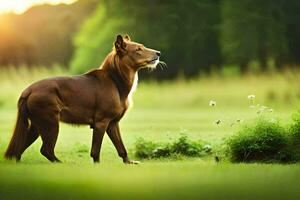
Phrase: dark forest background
[{"left": 0, "top": 0, "right": 300, "bottom": 79}]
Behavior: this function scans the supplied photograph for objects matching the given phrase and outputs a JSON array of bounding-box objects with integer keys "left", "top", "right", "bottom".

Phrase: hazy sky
[{"left": 0, "top": 0, "right": 76, "bottom": 14}]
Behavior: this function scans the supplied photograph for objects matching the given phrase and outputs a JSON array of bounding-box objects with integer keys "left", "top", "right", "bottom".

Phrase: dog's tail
[{"left": 4, "top": 97, "right": 30, "bottom": 161}]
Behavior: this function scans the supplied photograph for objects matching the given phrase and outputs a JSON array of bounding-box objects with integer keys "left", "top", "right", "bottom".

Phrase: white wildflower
[
  {"left": 247, "top": 95, "right": 255, "bottom": 100},
  {"left": 209, "top": 100, "right": 216, "bottom": 107},
  {"left": 203, "top": 144, "right": 212, "bottom": 153},
  {"left": 269, "top": 108, "right": 274, "bottom": 113}
]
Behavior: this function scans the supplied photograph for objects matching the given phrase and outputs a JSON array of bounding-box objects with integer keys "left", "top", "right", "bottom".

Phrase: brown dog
[{"left": 5, "top": 34, "right": 162, "bottom": 164}]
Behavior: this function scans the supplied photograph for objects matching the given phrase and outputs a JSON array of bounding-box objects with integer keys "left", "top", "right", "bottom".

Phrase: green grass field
[{"left": 0, "top": 67, "right": 299, "bottom": 200}]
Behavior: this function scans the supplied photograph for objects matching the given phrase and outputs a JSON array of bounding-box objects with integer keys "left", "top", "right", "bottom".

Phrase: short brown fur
[{"left": 5, "top": 35, "right": 161, "bottom": 163}]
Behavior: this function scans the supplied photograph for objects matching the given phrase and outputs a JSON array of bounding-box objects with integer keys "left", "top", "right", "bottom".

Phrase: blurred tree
[
  {"left": 70, "top": 1, "right": 130, "bottom": 72},
  {"left": 282, "top": 0, "right": 300, "bottom": 67},
  {"left": 0, "top": 0, "right": 98, "bottom": 67},
  {"left": 1, "top": 0, "right": 300, "bottom": 77},
  {"left": 221, "top": 0, "right": 288, "bottom": 72},
  {"left": 71, "top": 0, "right": 222, "bottom": 78}
]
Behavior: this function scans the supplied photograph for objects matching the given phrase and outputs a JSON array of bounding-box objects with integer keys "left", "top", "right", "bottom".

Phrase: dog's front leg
[
  {"left": 90, "top": 120, "right": 109, "bottom": 163},
  {"left": 107, "top": 121, "right": 139, "bottom": 164}
]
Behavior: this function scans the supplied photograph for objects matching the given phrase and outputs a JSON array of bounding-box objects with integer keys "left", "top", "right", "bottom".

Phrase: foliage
[
  {"left": 71, "top": 0, "right": 221, "bottom": 78},
  {"left": 134, "top": 135, "right": 211, "bottom": 159},
  {"left": 288, "top": 112, "right": 300, "bottom": 161},
  {"left": 290, "top": 111, "right": 300, "bottom": 137},
  {"left": 1, "top": 0, "right": 300, "bottom": 77},
  {"left": 71, "top": 0, "right": 300, "bottom": 77},
  {"left": 170, "top": 135, "right": 207, "bottom": 157},
  {"left": 70, "top": 3, "right": 131, "bottom": 73},
  {"left": 134, "top": 138, "right": 158, "bottom": 159},
  {"left": 0, "top": 0, "right": 98, "bottom": 67},
  {"left": 221, "top": 0, "right": 289, "bottom": 72},
  {"left": 227, "top": 118, "right": 292, "bottom": 163}
]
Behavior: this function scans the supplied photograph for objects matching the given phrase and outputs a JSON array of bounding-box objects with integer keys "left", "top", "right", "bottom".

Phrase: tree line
[
  {"left": 0, "top": 0, "right": 98, "bottom": 67},
  {"left": 0, "top": 0, "right": 300, "bottom": 78}
]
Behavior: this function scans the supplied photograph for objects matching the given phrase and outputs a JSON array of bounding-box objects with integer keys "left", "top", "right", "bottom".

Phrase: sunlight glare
[{"left": 0, "top": 0, "right": 76, "bottom": 14}]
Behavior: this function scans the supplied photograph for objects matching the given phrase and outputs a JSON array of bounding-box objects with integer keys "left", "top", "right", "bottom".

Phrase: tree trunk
[
  {"left": 275, "top": 56, "right": 284, "bottom": 71},
  {"left": 259, "top": 48, "right": 268, "bottom": 71},
  {"left": 240, "top": 60, "right": 249, "bottom": 74}
]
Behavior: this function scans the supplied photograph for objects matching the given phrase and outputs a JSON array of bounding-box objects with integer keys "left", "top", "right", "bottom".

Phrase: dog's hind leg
[
  {"left": 26, "top": 92, "right": 61, "bottom": 162},
  {"left": 39, "top": 121, "right": 60, "bottom": 162},
  {"left": 31, "top": 111, "right": 61, "bottom": 163},
  {"left": 18, "top": 124, "right": 39, "bottom": 161}
]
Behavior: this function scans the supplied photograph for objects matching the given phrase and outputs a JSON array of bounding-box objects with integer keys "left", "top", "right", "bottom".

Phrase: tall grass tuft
[
  {"left": 227, "top": 118, "right": 292, "bottom": 163},
  {"left": 134, "top": 134, "right": 211, "bottom": 159},
  {"left": 288, "top": 112, "right": 300, "bottom": 161}
]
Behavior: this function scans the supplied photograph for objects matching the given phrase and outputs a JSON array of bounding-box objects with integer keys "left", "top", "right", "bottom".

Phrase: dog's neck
[{"left": 102, "top": 53, "right": 138, "bottom": 102}]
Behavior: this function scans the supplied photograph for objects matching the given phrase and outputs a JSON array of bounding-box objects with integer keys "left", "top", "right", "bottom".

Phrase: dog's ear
[
  {"left": 114, "top": 35, "right": 126, "bottom": 54},
  {"left": 124, "top": 34, "right": 131, "bottom": 42}
]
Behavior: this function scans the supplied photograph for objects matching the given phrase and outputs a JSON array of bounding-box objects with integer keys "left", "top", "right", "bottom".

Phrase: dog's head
[{"left": 114, "top": 34, "right": 161, "bottom": 70}]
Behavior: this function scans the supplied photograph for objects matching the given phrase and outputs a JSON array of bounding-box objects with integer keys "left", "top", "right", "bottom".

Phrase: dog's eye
[{"left": 136, "top": 47, "right": 142, "bottom": 51}]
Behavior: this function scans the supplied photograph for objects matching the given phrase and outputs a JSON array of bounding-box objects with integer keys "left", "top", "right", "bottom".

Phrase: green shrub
[
  {"left": 134, "top": 138, "right": 158, "bottom": 159},
  {"left": 152, "top": 146, "right": 172, "bottom": 158},
  {"left": 170, "top": 135, "right": 205, "bottom": 157},
  {"left": 290, "top": 112, "right": 300, "bottom": 137},
  {"left": 288, "top": 112, "right": 300, "bottom": 161},
  {"left": 227, "top": 118, "right": 291, "bottom": 163},
  {"left": 134, "top": 135, "right": 210, "bottom": 159}
]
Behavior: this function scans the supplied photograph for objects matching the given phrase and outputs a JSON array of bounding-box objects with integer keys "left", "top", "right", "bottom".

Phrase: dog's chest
[{"left": 127, "top": 73, "right": 138, "bottom": 107}]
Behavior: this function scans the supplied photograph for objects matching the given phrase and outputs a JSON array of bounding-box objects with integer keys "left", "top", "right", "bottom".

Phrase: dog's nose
[{"left": 156, "top": 51, "right": 161, "bottom": 57}]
